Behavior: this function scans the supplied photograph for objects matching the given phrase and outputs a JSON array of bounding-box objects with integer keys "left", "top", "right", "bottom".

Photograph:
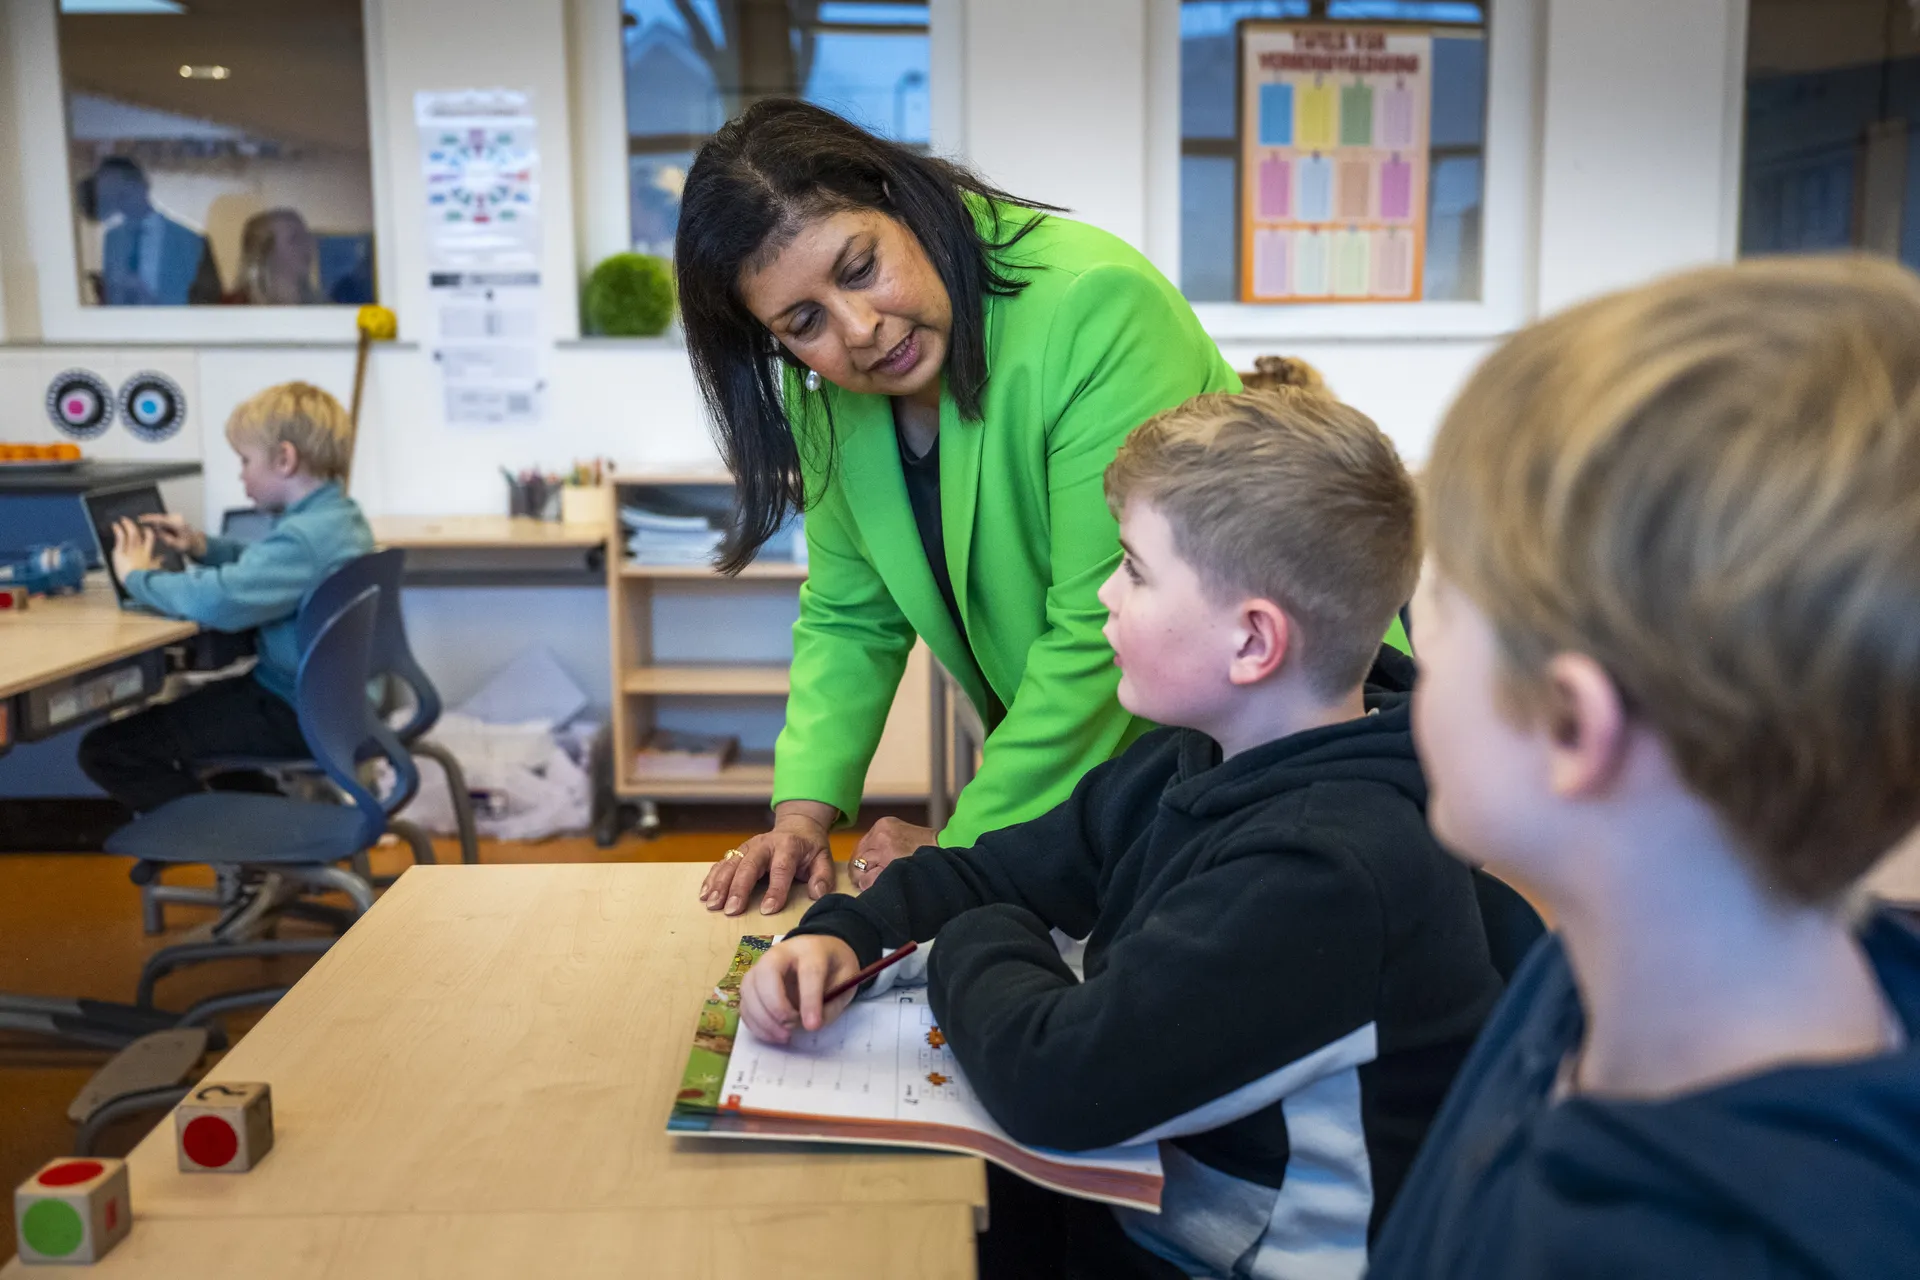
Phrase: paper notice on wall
[
  {"left": 416, "top": 89, "right": 546, "bottom": 424},
  {"left": 1238, "top": 24, "right": 1432, "bottom": 303}
]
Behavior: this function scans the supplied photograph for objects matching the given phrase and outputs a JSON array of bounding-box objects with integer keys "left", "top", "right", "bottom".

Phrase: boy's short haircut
[
  {"left": 225, "top": 381, "right": 353, "bottom": 481},
  {"left": 1426, "top": 254, "right": 1920, "bottom": 904},
  {"left": 1105, "top": 377, "right": 1421, "bottom": 699}
]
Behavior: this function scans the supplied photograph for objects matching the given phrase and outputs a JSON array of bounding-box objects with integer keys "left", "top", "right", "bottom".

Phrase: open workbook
[{"left": 669, "top": 936, "right": 1164, "bottom": 1212}]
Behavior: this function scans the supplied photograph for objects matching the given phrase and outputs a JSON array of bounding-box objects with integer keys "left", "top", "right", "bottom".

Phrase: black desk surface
[{"left": 0, "top": 460, "right": 203, "bottom": 493}]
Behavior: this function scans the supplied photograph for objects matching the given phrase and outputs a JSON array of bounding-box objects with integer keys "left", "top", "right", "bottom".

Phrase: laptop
[{"left": 81, "top": 484, "right": 185, "bottom": 608}]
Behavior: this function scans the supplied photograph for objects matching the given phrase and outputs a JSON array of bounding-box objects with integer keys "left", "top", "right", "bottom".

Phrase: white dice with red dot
[
  {"left": 176, "top": 1080, "right": 274, "bottom": 1172},
  {"left": 13, "top": 1156, "right": 131, "bottom": 1264}
]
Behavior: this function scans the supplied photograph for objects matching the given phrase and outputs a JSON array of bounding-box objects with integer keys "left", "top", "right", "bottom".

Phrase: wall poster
[{"left": 1238, "top": 24, "right": 1432, "bottom": 303}]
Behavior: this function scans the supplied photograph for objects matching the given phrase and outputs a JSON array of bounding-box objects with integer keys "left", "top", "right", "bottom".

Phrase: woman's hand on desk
[
  {"left": 740, "top": 934, "right": 862, "bottom": 1044},
  {"left": 139, "top": 512, "right": 206, "bottom": 560},
  {"left": 848, "top": 818, "right": 937, "bottom": 891},
  {"left": 110, "top": 518, "right": 164, "bottom": 578},
  {"left": 700, "top": 800, "right": 838, "bottom": 916}
]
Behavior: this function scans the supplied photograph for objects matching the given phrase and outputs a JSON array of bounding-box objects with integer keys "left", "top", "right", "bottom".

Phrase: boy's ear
[
  {"left": 1542, "top": 652, "right": 1631, "bottom": 800},
  {"left": 1228, "top": 598, "right": 1291, "bottom": 686},
  {"left": 272, "top": 440, "right": 300, "bottom": 476}
]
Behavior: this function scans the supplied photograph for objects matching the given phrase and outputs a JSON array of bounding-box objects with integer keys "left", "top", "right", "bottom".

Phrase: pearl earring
[{"left": 804, "top": 369, "right": 822, "bottom": 392}]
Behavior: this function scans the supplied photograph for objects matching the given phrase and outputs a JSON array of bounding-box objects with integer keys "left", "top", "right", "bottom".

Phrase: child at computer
[
  {"left": 1367, "top": 255, "right": 1920, "bottom": 1278},
  {"left": 79, "top": 381, "right": 373, "bottom": 813},
  {"left": 741, "top": 386, "right": 1503, "bottom": 1279}
]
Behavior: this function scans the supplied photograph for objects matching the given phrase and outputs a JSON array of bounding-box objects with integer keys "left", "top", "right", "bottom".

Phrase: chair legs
[{"left": 413, "top": 740, "right": 479, "bottom": 864}]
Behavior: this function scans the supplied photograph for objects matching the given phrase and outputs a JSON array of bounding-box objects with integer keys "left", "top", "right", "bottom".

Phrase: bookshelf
[{"left": 607, "top": 473, "right": 932, "bottom": 805}]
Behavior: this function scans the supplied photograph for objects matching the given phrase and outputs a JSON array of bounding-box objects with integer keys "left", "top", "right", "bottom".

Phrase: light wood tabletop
[
  {"left": 0, "top": 578, "right": 197, "bottom": 700},
  {"left": 369, "top": 515, "right": 607, "bottom": 550},
  {"left": 1, "top": 863, "right": 984, "bottom": 1277}
]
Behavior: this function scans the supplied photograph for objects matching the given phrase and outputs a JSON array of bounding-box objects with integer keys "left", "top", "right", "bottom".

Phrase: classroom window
[
  {"left": 1178, "top": 0, "right": 1488, "bottom": 303},
  {"left": 54, "top": 0, "right": 377, "bottom": 308},
  {"left": 622, "top": 0, "right": 932, "bottom": 257},
  {"left": 1740, "top": 0, "right": 1920, "bottom": 267}
]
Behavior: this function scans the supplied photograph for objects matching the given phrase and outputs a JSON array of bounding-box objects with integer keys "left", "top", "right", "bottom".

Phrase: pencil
[{"left": 824, "top": 940, "right": 919, "bottom": 1003}]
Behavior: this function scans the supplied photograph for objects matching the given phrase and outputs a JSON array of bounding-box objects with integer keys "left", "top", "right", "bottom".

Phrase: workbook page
[{"left": 721, "top": 987, "right": 1157, "bottom": 1176}]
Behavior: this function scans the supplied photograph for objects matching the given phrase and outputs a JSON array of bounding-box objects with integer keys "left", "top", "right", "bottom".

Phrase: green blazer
[{"left": 773, "top": 209, "right": 1238, "bottom": 845}]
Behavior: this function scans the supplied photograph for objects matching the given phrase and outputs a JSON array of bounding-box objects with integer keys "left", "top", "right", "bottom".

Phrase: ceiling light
[
  {"left": 179, "top": 65, "right": 230, "bottom": 80},
  {"left": 61, "top": 1, "right": 187, "bottom": 13}
]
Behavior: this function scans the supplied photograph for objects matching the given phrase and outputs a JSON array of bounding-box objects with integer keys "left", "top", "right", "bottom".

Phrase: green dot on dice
[{"left": 22, "top": 1198, "right": 85, "bottom": 1257}]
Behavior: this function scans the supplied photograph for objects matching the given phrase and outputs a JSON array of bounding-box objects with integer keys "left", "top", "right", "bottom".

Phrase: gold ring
[
  {"left": 724, "top": 848, "right": 745, "bottom": 861},
  {"left": 850, "top": 857, "right": 869, "bottom": 873}
]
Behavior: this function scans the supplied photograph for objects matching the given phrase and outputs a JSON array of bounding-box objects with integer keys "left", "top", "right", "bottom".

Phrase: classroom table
[
  {"left": 369, "top": 515, "right": 608, "bottom": 587},
  {"left": 2, "top": 863, "right": 986, "bottom": 1278},
  {"left": 0, "top": 579, "right": 197, "bottom": 703}
]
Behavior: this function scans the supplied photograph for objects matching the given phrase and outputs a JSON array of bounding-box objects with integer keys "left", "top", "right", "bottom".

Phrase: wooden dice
[
  {"left": 14, "top": 1157, "right": 131, "bottom": 1265},
  {"left": 176, "top": 1080, "right": 274, "bottom": 1172}
]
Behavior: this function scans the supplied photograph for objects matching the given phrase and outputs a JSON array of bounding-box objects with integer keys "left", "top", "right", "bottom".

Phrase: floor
[{"left": 0, "top": 821, "right": 887, "bottom": 1254}]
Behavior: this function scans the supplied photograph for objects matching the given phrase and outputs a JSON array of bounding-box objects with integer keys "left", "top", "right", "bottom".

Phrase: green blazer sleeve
[
  {"left": 941, "top": 263, "right": 1236, "bottom": 845},
  {"left": 771, "top": 475, "right": 917, "bottom": 822}
]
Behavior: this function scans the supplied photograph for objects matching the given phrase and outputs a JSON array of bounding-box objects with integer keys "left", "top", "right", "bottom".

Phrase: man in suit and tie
[{"left": 84, "top": 157, "right": 210, "bottom": 306}]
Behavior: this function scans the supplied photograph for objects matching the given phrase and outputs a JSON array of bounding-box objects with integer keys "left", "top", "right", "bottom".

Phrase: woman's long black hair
[{"left": 675, "top": 98, "right": 1056, "bottom": 573}]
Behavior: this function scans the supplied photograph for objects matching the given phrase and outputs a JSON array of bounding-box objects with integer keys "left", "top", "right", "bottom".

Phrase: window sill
[{"left": 1193, "top": 300, "right": 1522, "bottom": 345}]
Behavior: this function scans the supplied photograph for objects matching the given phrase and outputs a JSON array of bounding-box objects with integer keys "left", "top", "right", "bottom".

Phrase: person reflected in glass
[
  {"left": 83, "top": 157, "right": 210, "bottom": 306},
  {"left": 231, "top": 209, "right": 324, "bottom": 306}
]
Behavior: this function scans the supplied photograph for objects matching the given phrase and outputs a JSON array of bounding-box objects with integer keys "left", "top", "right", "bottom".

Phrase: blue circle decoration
[
  {"left": 45, "top": 368, "right": 116, "bottom": 439},
  {"left": 118, "top": 371, "right": 187, "bottom": 442}
]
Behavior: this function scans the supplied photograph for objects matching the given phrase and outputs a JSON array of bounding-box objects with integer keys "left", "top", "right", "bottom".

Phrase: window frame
[
  {"left": 568, "top": 0, "right": 963, "bottom": 280},
  {"left": 1145, "top": 0, "right": 1541, "bottom": 341},
  {"left": 10, "top": 0, "right": 396, "bottom": 344}
]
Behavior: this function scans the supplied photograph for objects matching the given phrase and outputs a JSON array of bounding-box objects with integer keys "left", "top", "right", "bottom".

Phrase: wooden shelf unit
[{"left": 609, "top": 476, "right": 931, "bottom": 805}]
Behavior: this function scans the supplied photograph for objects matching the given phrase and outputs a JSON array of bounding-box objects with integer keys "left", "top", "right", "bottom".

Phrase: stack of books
[
  {"left": 620, "top": 506, "right": 722, "bottom": 566},
  {"left": 633, "top": 729, "right": 739, "bottom": 779}
]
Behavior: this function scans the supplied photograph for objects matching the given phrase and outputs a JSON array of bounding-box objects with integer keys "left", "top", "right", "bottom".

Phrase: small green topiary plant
[{"left": 582, "top": 252, "right": 676, "bottom": 337}]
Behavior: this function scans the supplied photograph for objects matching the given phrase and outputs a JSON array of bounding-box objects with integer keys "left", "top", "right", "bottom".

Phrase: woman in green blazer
[{"left": 677, "top": 100, "right": 1236, "bottom": 915}]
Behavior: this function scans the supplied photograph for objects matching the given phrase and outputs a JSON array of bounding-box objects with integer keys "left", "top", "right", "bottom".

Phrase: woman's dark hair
[{"left": 676, "top": 98, "right": 1056, "bottom": 572}]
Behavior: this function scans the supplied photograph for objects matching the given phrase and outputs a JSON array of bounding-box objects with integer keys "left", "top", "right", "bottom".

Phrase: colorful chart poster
[
  {"left": 1238, "top": 24, "right": 1431, "bottom": 303},
  {"left": 415, "top": 89, "right": 547, "bottom": 426}
]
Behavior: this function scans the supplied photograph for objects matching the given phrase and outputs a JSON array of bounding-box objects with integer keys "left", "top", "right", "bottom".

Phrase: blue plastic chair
[
  {"left": 193, "top": 550, "right": 477, "bottom": 864},
  {"left": 294, "top": 548, "right": 478, "bottom": 865},
  {"left": 109, "top": 589, "right": 414, "bottom": 987}
]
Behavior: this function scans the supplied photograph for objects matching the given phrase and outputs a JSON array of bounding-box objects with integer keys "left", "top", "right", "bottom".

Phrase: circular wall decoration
[
  {"left": 118, "top": 371, "right": 187, "bottom": 442},
  {"left": 45, "top": 369, "right": 115, "bottom": 439}
]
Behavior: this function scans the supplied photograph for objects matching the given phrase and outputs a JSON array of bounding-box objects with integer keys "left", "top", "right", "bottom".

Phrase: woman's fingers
[{"left": 805, "top": 848, "right": 836, "bottom": 900}]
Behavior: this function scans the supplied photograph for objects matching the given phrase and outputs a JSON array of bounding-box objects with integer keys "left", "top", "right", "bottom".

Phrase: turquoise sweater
[{"left": 126, "top": 483, "right": 374, "bottom": 703}]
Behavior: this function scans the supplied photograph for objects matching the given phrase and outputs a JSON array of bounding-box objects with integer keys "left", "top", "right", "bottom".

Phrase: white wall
[{"left": 0, "top": 0, "right": 1751, "bottom": 721}]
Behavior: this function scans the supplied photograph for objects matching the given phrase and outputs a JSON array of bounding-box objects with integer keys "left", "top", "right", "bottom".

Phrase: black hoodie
[
  {"left": 791, "top": 687, "right": 1502, "bottom": 1278},
  {"left": 1369, "top": 911, "right": 1920, "bottom": 1280}
]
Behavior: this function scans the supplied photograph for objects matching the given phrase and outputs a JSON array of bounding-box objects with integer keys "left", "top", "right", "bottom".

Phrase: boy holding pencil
[
  {"left": 742, "top": 379, "right": 1502, "bottom": 1279},
  {"left": 1367, "top": 257, "right": 1920, "bottom": 1276}
]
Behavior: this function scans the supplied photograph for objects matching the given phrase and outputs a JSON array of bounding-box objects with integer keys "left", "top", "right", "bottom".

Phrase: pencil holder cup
[
  {"left": 560, "top": 484, "right": 613, "bottom": 528},
  {"left": 506, "top": 476, "right": 558, "bottom": 520}
]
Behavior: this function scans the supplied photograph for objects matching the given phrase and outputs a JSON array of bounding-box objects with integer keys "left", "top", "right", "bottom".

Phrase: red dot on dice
[
  {"left": 182, "top": 1115, "right": 239, "bottom": 1168},
  {"left": 36, "top": 1159, "right": 104, "bottom": 1187}
]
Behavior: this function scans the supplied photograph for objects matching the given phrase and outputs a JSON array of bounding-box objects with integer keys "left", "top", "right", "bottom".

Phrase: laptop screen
[{"left": 82, "top": 485, "right": 185, "bottom": 605}]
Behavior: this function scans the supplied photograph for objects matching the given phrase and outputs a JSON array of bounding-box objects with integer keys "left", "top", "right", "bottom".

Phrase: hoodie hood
[
  {"left": 1165, "top": 688, "right": 1426, "bottom": 819},
  {"left": 1533, "top": 912, "right": 1920, "bottom": 1278}
]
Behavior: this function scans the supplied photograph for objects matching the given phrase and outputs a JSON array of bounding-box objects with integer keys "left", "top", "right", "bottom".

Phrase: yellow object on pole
[{"left": 345, "top": 305, "right": 397, "bottom": 494}]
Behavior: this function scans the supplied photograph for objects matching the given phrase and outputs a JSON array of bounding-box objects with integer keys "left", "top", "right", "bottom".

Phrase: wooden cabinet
[{"left": 608, "top": 474, "right": 930, "bottom": 805}]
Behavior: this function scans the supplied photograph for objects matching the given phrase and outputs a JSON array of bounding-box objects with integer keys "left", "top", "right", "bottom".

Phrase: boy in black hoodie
[
  {"left": 741, "top": 378, "right": 1502, "bottom": 1279},
  {"left": 1370, "top": 256, "right": 1920, "bottom": 1280}
]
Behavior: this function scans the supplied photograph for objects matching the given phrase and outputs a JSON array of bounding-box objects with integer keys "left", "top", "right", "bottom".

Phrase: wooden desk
[
  {"left": 2, "top": 863, "right": 984, "bottom": 1277},
  {"left": 369, "top": 516, "right": 608, "bottom": 588},
  {"left": 370, "top": 515, "right": 608, "bottom": 551},
  {"left": 0, "top": 579, "right": 197, "bottom": 701}
]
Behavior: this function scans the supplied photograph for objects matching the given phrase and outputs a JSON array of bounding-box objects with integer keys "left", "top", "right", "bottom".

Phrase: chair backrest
[
  {"left": 1474, "top": 869, "right": 1548, "bottom": 984},
  {"left": 296, "top": 587, "right": 420, "bottom": 850},
  {"left": 220, "top": 507, "right": 276, "bottom": 544},
  {"left": 297, "top": 548, "right": 443, "bottom": 743}
]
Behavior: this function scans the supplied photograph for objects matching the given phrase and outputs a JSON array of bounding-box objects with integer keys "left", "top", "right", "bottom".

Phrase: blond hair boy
[
  {"left": 1370, "top": 255, "right": 1920, "bottom": 1279},
  {"left": 81, "top": 382, "right": 373, "bottom": 813},
  {"left": 743, "top": 385, "right": 1502, "bottom": 1278}
]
